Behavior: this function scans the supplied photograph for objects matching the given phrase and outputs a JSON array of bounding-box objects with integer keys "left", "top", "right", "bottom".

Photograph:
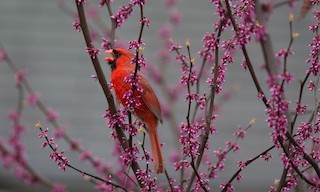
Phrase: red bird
[{"left": 104, "top": 48, "right": 164, "bottom": 174}]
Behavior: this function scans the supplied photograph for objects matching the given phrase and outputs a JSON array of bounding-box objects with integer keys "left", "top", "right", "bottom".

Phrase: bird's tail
[{"left": 146, "top": 119, "right": 164, "bottom": 174}]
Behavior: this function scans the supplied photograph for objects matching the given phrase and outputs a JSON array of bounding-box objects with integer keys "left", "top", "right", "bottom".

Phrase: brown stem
[
  {"left": 191, "top": 56, "right": 208, "bottom": 123},
  {"left": 224, "top": 0, "right": 270, "bottom": 109},
  {"left": 164, "top": 169, "right": 174, "bottom": 192},
  {"left": 254, "top": 0, "right": 277, "bottom": 76},
  {"left": 285, "top": 132, "right": 320, "bottom": 178},
  {"left": 278, "top": 136, "right": 319, "bottom": 188},
  {"left": 106, "top": 1, "right": 115, "bottom": 48}
]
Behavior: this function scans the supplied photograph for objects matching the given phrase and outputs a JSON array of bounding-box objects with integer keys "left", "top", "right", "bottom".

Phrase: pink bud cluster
[
  {"left": 86, "top": 44, "right": 101, "bottom": 59},
  {"left": 136, "top": 169, "right": 158, "bottom": 191},
  {"left": 111, "top": 4, "right": 134, "bottom": 28}
]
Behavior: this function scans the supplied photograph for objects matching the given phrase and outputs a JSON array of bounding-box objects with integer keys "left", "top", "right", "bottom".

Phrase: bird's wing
[{"left": 138, "top": 73, "right": 163, "bottom": 123}]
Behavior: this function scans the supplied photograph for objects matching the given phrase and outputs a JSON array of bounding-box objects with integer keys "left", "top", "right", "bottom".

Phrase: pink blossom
[
  {"left": 53, "top": 127, "right": 66, "bottom": 140},
  {"left": 95, "top": 182, "right": 114, "bottom": 191},
  {"left": 279, "top": 71, "right": 293, "bottom": 84},
  {"left": 87, "top": 6, "right": 98, "bottom": 19},
  {"left": 131, "top": 0, "right": 146, "bottom": 6},
  {"left": 306, "top": 34, "right": 320, "bottom": 76},
  {"left": 169, "top": 10, "right": 182, "bottom": 25},
  {"left": 0, "top": 48, "right": 7, "bottom": 61},
  {"left": 51, "top": 183, "right": 66, "bottom": 192},
  {"left": 128, "top": 40, "right": 144, "bottom": 50},
  {"left": 220, "top": 180, "right": 234, "bottom": 192},
  {"left": 157, "top": 25, "right": 171, "bottom": 39},
  {"left": 140, "top": 17, "right": 150, "bottom": 27},
  {"left": 260, "top": 153, "right": 272, "bottom": 161},
  {"left": 49, "top": 148, "right": 70, "bottom": 171},
  {"left": 72, "top": 18, "right": 81, "bottom": 32},
  {"left": 111, "top": 4, "right": 134, "bottom": 28},
  {"left": 86, "top": 44, "right": 101, "bottom": 59},
  {"left": 27, "top": 92, "right": 40, "bottom": 106},
  {"left": 100, "top": 0, "right": 115, "bottom": 7},
  {"left": 120, "top": 145, "right": 139, "bottom": 167},
  {"left": 165, "top": 0, "right": 179, "bottom": 7},
  {"left": 295, "top": 101, "right": 307, "bottom": 114},
  {"left": 46, "top": 108, "right": 59, "bottom": 122},
  {"left": 101, "top": 38, "right": 111, "bottom": 51},
  {"left": 77, "top": 0, "right": 87, "bottom": 5},
  {"left": 8, "top": 111, "right": 21, "bottom": 121},
  {"left": 90, "top": 30, "right": 98, "bottom": 41},
  {"left": 69, "top": 139, "right": 81, "bottom": 151},
  {"left": 169, "top": 42, "right": 182, "bottom": 52},
  {"left": 169, "top": 150, "right": 180, "bottom": 163},
  {"left": 308, "top": 81, "right": 315, "bottom": 91},
  {"left": 14, "top": 68, "right": 28, "bottom": 86},
  {"left": 136, "top": 169, "right": 157, "bottom": 191},
  {"left": 80, "top": 150, "right": 92, "bottom": 161},
  {"left": 233, "top": 128, "right": 246, "bottom": 139},
  {"left": 174, "top": 159, "right": 190, "bottom": 170},
  {"left": 297, "top": 122, "right": 312, "bottom": 141}
]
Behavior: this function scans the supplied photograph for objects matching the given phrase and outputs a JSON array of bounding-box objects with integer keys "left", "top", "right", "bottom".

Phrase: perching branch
[{"left": 74, "top": 1, "right": 143, "bottom": 188}]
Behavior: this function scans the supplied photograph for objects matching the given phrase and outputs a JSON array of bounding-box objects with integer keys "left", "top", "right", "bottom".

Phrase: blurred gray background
[{"left": 0, "top": 0, "right": 316, "bottom": 191}]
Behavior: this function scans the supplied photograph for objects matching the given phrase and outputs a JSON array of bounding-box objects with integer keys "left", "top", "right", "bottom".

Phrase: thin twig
[
  {"left": 185, "top": 42, "right": 208, "bottom": 192},
  {"left": 106, "top": 1, "right": 115, "bottom": 48},
  {"left": 38, "top": 126, "right": 127, "bottom": 191},
  {"left": 185, "top": 19, "right": 225, "bottom": 192},
  {"left": 221, "top": 145, "right": 276, "bottom": 192},
  {"left": 164, "top": 169, "right": 174, "bottom": 192}
]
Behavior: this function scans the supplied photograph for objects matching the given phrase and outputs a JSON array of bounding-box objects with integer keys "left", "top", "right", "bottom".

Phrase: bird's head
[{"left": 104, "top": 48, "right": 134, "bottom": 71}]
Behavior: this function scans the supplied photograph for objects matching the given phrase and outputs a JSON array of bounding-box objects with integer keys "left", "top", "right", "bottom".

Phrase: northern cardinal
[{"left": 104, "top": 48, "right": 164, "bottom": 174}]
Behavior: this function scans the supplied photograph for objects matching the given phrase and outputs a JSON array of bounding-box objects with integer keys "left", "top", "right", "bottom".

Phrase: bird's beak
[
  {"left": 104, "top": 49, "right": 114, "bottom": 63},
  {"left": 105, "top": 49, "right": 114, "bottom": 55}
]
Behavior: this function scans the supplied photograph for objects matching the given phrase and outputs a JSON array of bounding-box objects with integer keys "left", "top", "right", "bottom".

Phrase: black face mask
[{"left": 109, "top": 49, "right": 122, "bottom": 71}]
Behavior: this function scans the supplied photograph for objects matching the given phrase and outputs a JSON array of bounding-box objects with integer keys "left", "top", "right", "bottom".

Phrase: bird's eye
[{"left": 113, "top": 49, "right": 122, "bottom": 58}]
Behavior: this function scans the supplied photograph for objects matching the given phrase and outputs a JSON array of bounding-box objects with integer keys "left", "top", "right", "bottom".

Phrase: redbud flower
[
  {"left": 220, "top": 181, "right": 234, "bottom": 192},
  {"left": 295, "top": 101, "right": 307, "bottom": 114},
  {"left": 77, "top": 0, "right": 86, "bottom": 5},
  {"left": 27, "top": 92, "right": 40, "bottom": 106},
  {"left": 157, "top": 25, "right": 171, "bottom": 39},
  {"left": 46, "top": 108, "right": 59, "bottom": 122},
  {"left": 0, "top": 48, "right": 7, "bottom": 61},
  {"left": 86, "top": 44, "right": 101, "bottom": 59},
  {"left": 52, "top": 183, "right": 66, "bottom": 192},
  {"left": 165, "top": 0, "right": 179, "bottom": 7},
  {"left": 8, "top": 111, "right": 21, "bottom": 121},
  {"left": 53, "top": 127, "right": 65, "bottom": 140},
  {"left": 101, "top": 38, "right": 111, "bottom": 51},
  {"left": 111, "top": 5, "right": 134, "bottom": 28},
  {"left": 14, "top": 68, "right": 28, "bottom": 86},
  {"left": 308, "top": 81, "right": 315, "bottom": 91},
  {"left": 72, "top": 18, "right": 81, "bottom": 32},
  {"left": 128, "top": 40, "right": 144, "bottom": 50},
  {"left": 140, "top": 18, "right": 150, "bottom": 27},
  {"left": 169, "top": 10, "right": 182, "bottom": 25}
]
